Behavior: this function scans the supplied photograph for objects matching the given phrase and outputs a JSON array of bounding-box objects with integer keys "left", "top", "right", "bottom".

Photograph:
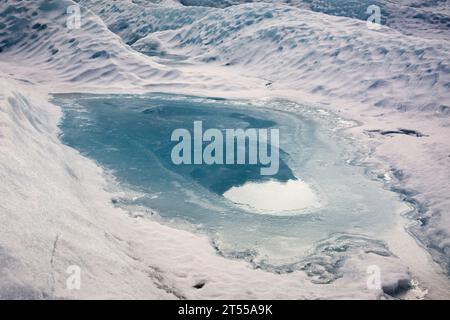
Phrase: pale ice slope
[
  {"left": 0, "top": 78, "right": 171, "bottom": 299},
  {"left": 381, "top": 0, "right": 450, "bottom": 40},
  {"left": 0, "top": 0, "right": 181, "bottom": 88},
  {"left": 176, "top": 0, "right": 450, "bottom": 39},
  {"left": 143, "top": 3, "right": 450, "bottom": 113},
  {"left": 75, "top": 0, "right": 214, "bottom": 46}
]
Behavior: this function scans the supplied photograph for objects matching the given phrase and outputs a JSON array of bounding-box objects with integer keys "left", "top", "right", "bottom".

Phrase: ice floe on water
[{"left": 223, "top": 179, "right": 320, "bottom": 214}]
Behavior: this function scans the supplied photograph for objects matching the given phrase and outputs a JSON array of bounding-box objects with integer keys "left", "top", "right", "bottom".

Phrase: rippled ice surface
[{"left": 55, "top": 93, "right": 408, "bottom": 267}]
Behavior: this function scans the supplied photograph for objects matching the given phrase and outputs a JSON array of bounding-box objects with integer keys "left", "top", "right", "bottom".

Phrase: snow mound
[
  {"left": 176, "top": 0, "right": 450, "bottom": 40},
  {"left": 147, "top": 3, "right": 449, "bottom": 113},
  {"left": 0, "top": 0, "right": 179, "bottom": 88},
  {"left": 179, "top": 0, "right": 379, "bottom": 21},
  {"left": 76, "top": 0, "right": 213, "bottom": 46}
]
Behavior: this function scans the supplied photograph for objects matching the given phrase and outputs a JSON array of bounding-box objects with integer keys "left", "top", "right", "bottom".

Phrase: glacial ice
[{"left": 1, "top": 0, "right": 450, "bottom": 299}]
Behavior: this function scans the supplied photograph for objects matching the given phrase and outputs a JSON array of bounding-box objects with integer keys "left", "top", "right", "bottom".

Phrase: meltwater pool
[{"left": 54, "top": 93, "right": 408, "bottom": 267}]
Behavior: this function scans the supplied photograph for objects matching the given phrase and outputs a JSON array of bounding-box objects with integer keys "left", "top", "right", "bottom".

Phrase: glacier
[{"left": 1, "top": 0, "right": 450, "bottom": 299}]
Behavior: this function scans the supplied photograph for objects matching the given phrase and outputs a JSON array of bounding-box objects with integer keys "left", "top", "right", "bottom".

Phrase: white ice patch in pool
[{"left": 223, "top": 179, "right": 320, "bottom": 215}]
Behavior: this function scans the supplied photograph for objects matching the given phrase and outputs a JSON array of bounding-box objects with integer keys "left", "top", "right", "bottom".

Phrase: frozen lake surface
[{"left": 55, "top": 93, "right": 409, "bottom": 268}]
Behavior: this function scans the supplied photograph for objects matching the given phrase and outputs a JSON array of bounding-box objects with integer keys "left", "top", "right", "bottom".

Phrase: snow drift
[
  {"left": 174, "top": 0, "right": 450, "bottom": 39},
  {"left": 79, "top": 0, "right": 449, "bottom": 113},
  {"left": 139, "top": 3, "right": 450, "bottom": 114}
]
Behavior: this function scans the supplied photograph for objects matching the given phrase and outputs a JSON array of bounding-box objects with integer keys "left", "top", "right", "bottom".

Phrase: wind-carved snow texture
[
  {"left": 76, "top": 0, "right": 214, "bottom": 46},
  {"left": 216, "top": 233, "right": 411, "bottom": 294},
  {"left": 154, "top": 4, "right": 449, "bottom": 113},
  {"left": 175, "top": 0, "right": 450, "bottom": 40},
  {"left": 0, "top": 0, "right": 181, "bottom": 87},
  {"left": 0, "top": 0, "right": 254, "bottom": 92},
  {"left": 81, "top": 1, "right": 450, "bottom": 115}
]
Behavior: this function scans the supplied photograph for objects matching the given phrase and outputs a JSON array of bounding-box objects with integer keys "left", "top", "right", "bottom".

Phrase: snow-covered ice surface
[
  {"left": 0, "top": 0, "right": 449, "bottom": 299},
  {"left": 174, "top": 0, "right": 450, "bottom": 40}
]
